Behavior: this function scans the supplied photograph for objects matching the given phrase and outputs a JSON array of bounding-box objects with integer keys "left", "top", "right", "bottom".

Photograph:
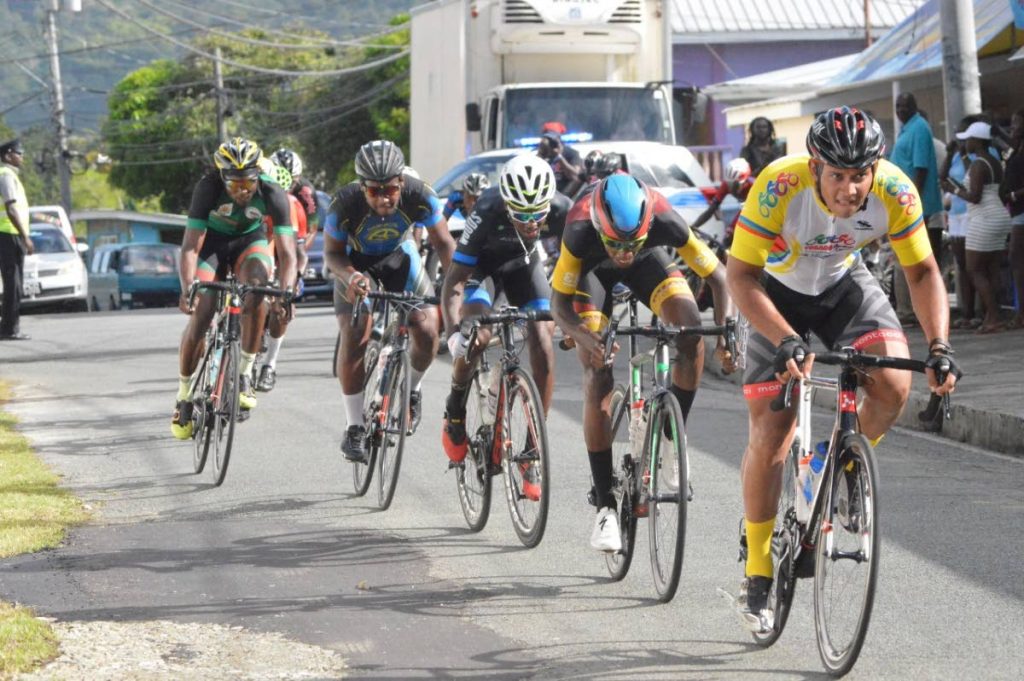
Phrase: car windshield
[
  {"left": 432, "top": 153, "right": 516, "bottom": 197},
  {"left": 29, "top": 226, "right": 73, "bottom": 254},
  {"left": 504, "top": 87, "right": 674, "bottom": 147},
  {"left": 122, "top": 246, "right": 178, "bottom": 275},
  {"left": 626, "top": 151, "right": 699, "bottom": 189}
]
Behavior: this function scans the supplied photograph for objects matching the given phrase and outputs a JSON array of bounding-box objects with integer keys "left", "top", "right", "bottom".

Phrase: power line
[
  {"left": 0, "top": 23, "right": 218, "bottom": 66},
  {"left": 215, "top": 0, "right": 391, "bottom": 32},
  {"left": 94, "top": 0, "right": 409, "bottom": 78},
  {"left": 1, "top": 91, "right": 46, "bottom": 117}
]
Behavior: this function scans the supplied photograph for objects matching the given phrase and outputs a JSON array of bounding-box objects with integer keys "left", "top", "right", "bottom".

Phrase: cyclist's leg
[
  {"left": 822, "top": 263, "right": 910, "bottom": 443},
  {"left": 234, "top": 236, "right": 273, "bottom": 356},
  {"left": 500, "top": 257, "right": 555, "bottom": 414},
  {"left": 387, "top": 241, "right": 439, "bottom": 387},
  {"left": 442, "top": 281, "right": 490, "bottom": 462},
  {"left": 334, "top": 260, "right": 374, "bottom": 460}
]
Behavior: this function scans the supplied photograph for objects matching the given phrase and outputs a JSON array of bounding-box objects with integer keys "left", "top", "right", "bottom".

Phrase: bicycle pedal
[{"left": 236, "top": 410, "right": 251, "bottom": 423}]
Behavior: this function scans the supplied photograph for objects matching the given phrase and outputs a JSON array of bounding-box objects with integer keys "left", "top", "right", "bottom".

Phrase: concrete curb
[{"left": 701, "top": 337, "right": 1024, "bottom": 458}]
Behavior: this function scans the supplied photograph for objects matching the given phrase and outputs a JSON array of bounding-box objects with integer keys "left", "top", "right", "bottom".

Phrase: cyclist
[
  {"left": 550, "top": 173, "right": 734, "bottom": 552},
  {"left": 443, "top": 172, "right": 491, "bottom": 221},
  {"left": 325, "top": 140, "right": 456, "bottom": 463},
  {"left": 691, "top": 157, "right": 754, "bottom": 244},
  {"left": 440, "top": 156, "right": 570, "bottom": 499},
  {"left": 726, "top": 107, "right": 960, "bottom": 632},
  {"left": 171, "top": 138, "right": 297, "bottom": 439},
  {"left": 255, "top": 161, "right": 308, "bottom": 392}
]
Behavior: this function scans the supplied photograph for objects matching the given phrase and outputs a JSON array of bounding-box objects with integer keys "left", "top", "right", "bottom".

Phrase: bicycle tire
[
  {"left": 352, "top": 340, "right": 381, "bottom": 497},
  {"left": 813, "top": 434, "right": 880, "bottom": 677},
  {"left": 211, "top": 341, "right": 240, "bottom": 487},
  {"left": 752, "top": 442, "right": 799, "bottom": 647},
  {"left": 191, "top": 345, "right": 214, "bottom": 474},
  {"left": 647, "top": 391, "right": 688, "bottom": 603},
  {"left": 376, "top": 350, "right": 409, "bottom": 510},
  {"left": 501, "top": 367, "right": 550, "bottom": 548},
  {"left": 455, "top": 369, "right": 493, "bottom": 532},
  {"left": 605, "top": 385, "right": 638, "bottom": 580},
  {"left": 332, "top": 331, "right": 341, "bottom": 378}
]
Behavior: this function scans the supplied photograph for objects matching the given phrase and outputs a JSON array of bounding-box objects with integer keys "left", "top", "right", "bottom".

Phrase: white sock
[
  {"left": 177, "top": 374, "right": 192, "bottom": 401},
  {"left": 240, "top": 351, "right": 257, "bottom": 378},
  {"left": 265, "top": 335, "right": 284, "bottom": 369},
  {"left": 343, "top": 392, "right": 365, "bottom": 427},
  {"left": 409, "top": 367, "right": 425, "bottom": 392}
]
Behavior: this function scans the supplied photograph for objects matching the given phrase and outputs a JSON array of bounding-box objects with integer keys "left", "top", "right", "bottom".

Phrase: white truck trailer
[{"left": 410, "top": 0, "right": 675, "bottom": 182}]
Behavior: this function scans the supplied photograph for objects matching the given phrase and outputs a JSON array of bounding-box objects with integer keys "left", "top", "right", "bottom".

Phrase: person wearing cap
[
  {"left": 0, "top": 139, "right": 33, "bottom": 340},
  {"left": 536, "top": 128, "right": 583, "bottom": 196},
  {"left": 951, "top": 120, "right": 1012, "bottom": 334}
]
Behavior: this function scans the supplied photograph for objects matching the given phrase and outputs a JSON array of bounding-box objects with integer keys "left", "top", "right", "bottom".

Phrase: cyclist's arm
[
  {"left": 670, "top": 212, "right": 733, "bottom": 325},
  {"left": 689, "top": 197, "right": 721, "bottom": 231},
  {"left": 440, "top": 261, "right": 473, "bottom": 337},
  {"left": 726, "top": 258, "right": 797, "bottom": 346},
  {"left": 549, "top": 241, "right": 604, "bottom": 358},
  {"left": 425, "top": 216, "right": 456, "bottom": 270}
]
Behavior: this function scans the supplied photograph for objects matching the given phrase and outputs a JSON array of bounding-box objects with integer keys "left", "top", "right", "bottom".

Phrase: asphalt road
[{"left": 1, "top": 305, "right": 1021, "bottom": 679}]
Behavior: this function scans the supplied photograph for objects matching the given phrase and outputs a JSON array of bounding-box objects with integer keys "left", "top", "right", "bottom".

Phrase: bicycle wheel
[
  {"left": 646, "top": 391, "right": 688, "bottom": 603},
  {"left": 352, "top": 340, "right": 381, "bottom": 497},
  {"left": 191, "top": 347, "right": 214, "bottom": 474},
  {"left": 813, "top": 434, "right": 880, "bottom": 676},
  {"left": 455, "top": 369, "right": 493, "bottom": 531},
  {"left": 375, "top": 350, "right": 409, "bottom": 510},
  {"left": 211, "top": 341, "right": 240, "bottom": 487},
  {"left": 605, "top": 385, "right": 638, "bottom": 580},
  {"left": 752, "top": 442, "right": 799, "bottom": 647},
  {"left": 501, "top": 367, "right": 549, "bottom": 548},
  {"left": 331, "top": 331, "right": 341, "bottom": 378}
]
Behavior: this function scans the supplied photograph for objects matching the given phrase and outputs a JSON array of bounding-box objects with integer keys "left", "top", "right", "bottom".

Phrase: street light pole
[
  {"left": 44, "top": 0, "right": 73, "bottom": 213},
  {"left": 938, "top": 0, "right": 982, "bottom": 139},
  {"left": 214, "top": 47, "right": 227, "bottom": 142}
]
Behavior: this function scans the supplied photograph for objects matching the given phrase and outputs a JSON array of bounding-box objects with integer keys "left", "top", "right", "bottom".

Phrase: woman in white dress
[{"left": 953, "top": 122, "right": 1011, "bottom": 334}]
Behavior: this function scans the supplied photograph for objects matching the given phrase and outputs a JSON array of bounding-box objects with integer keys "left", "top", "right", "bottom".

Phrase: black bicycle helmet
[
  {"left": 594, "top": 152, "right": 623, "bottom": 179},
  {"left": 462, "top": 172, "right": 490, "bottom": 196},
  {"left": 270, "top": 148, "right": 303, "bottom": 178},
  {"left": 806, "top": 107, "right": 885, "bottom": 170},
  {"left": 354, "top": 140, "right": 406, "bottom": 182},
  {"left": 583, "top": 150, "right": 603, "bottom": 176},
  {"left": 213, "top": 137, "right": 262, "bottom": 177}
]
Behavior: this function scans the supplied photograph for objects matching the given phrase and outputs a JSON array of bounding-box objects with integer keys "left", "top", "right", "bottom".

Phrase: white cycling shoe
[{"left": 590, "top": 507, "right": 622, "bottom": 553}]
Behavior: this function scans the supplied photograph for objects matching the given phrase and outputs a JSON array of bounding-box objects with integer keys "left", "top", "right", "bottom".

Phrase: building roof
[
  {"left": 704, "top": 54, "right": 858, "bottom": 102},
  {"left": 71, "top": 210, "right": 187, "bottom": 226},
  {"left": 670, "top": 0, "right": 927, "bottom": 43}
]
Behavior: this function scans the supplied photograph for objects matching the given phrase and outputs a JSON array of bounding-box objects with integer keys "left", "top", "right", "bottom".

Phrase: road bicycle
[
  {"left": 602, "top": 289, "right": 736, "bottom": 602},
  {"left": 453, "top": 306, "right": 553, "bottom": 548},
  {"left": 188, "top": 276, "right": 290, "bottom": 486},
  {"left": 736, "top": 347, "right": 954, "bottom": 676},
  {"left": 350, "top": 289, "right": 439, "bottom": 509}
]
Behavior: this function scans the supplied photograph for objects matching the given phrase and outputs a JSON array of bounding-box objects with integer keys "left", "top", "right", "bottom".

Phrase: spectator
[
  {"left": 999, "top": 108, "right": 1024, "bottom": 329},
  {"left": 890, "top": 94, "right": 944, "bottom": 324},
  {"left": 940, "top": 117, "right": 980, "bottom": 329},
  {"left": 739, "top": 117, "right": 784, "bottom": 177},
  {"left": 953, "top": 121, "right": 1011, "bottom": 334},
  {"left": 536, "top": 129, "right": 582, "bottom": 196},
  {"left": 0, "top": 138, "right": 33, "bottom": 341}
]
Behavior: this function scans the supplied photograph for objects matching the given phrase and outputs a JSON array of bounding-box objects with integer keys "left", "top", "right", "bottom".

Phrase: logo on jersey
[
  {"left": 244, "top": 207, "right": 263, "bottom": 221},
  {"left": 855, "top": 220, "right": 873, "bottom": 230},
  {"left": 803, "top": 232, "right": 857, "bottom": 257},
  {"left": 757, "top": 171, "right": 800, "bottom": 218},
  {"left": 216, "top": 203, "right": 234, "bottom": 217},
  {"left": 879, "top": 175, "right": 918, "bottom": 216},
  {"left": 459, "top": 212, "right": 481, "bottom": 246},
  {"left": 365, "top": 225, "right": 402, "bottom": 242}
]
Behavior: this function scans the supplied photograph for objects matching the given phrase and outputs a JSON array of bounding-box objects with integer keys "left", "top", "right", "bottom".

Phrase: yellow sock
[
  {"left": 745, "top": 517, "right": 776, "bottom": 578},
  {"left": 176, "top": 375, "right": 191, "bottom": 401},
  {"left": 869, "top": 434, "right": 884, "bottom": 448}
]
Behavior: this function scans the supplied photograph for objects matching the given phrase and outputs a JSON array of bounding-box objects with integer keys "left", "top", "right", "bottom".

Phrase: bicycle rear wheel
[
  {"left": 646, "top": 391, "right": 688, "bottom": 603},
  {"left": 605, "top": 385, "right": 637, "bottom": 580},
  {"left": 211, "top": 341, "right": 240, "bottom": 487},
  {"left": 376, "top": 351, "right": 409, "bottom": 510},
  {"left": 352, "top": 340, "right": 381, "bottom": 497},
  {"left": 753, "top": 442, "right": 799, "bottom": 647},
  {"left": 813, "top": 434, "right": 879, "bottom": 676},
  {"left": 455, "top": 369, "right": 492, "bottom": 532},
  {"left": 191, "top": 347, "right": 214, "bottom": 474},
  {"left": 501, "top": 367, "right": 549, "bottom": 548}
]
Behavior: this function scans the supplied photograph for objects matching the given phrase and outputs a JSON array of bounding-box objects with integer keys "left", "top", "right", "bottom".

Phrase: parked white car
[{"left": 15, "top": 224, "right": 90, "bottom": 311}]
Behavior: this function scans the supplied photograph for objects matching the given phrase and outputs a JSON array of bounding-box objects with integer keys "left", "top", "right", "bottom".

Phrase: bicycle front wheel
[
  {"left": 211, "top": 341, "right": 240, "bottom": 487},
  {"left": 376, "top": 350, "right": 409, "bottom": 510},
  {"left": 352, "top": 340, "right": 381, "bottom": 497},
  {"left": 191, "top": 347, "right": 214, "bottom": 474},
  {"left": 753, "top": 442, "right": 799, "bottom": 647},
  {"left": 501, "top": 367, "right": 549, "bottom": 548},
  {"left": 646, "top": 391, "right": 688, "bottom": 603},
  {"left": 605, "top": 385, "right": 637, "bottom": 580},
  {"left": 455, "top": 369, "right": 493, "bottom": 532},
  {"left": 813, "top": 434, "right": 880, "bottom": 676}
]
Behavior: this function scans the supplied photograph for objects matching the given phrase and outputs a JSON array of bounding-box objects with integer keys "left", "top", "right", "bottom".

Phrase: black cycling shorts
[
  {"left": 464, "top": 249, "right": 551, "bottom": 311},
  {"left": 333, "top": 240, "right": 434, "bottom": 315},
  {"left": 196, "top": 229, "right": 272, "bottom": 282}
]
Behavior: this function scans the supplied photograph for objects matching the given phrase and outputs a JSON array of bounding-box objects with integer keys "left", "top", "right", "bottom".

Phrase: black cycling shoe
[
  {"left": 737, "top": 576, "right": 774, "bottom": 633},
  {"left": 408, "top": 389, "right": 423, "bottom": 435},
  {"left": 341, "top": 425, "right": 368, "bottom": 463},
  {"left": 256, "top": 365, "right": 277, "bottom": 392}
]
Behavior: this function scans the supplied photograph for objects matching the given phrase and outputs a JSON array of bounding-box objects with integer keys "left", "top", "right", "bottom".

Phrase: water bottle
[
  {"left": 486, "top": 363, "right": 501, "bottom": 417},
  {"left": 810, "top": 440, "right": 828, "bottom": 475},
  {"left": 795, "top": 440, "right": 812, "bottom": 524},
  {"left": 209, "top": 347, "right": 222, "bottom": 384},
  {"left": 628, "top": 399, "right": 646, "bottom": 455}
]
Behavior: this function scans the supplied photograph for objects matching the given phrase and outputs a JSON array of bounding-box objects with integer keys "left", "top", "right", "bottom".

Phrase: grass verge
[{"left": 0, "top": 382, "right": 89, "bottom": 677}]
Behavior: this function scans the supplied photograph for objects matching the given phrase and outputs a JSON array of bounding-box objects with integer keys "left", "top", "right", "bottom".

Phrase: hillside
[{"left": 0, "top": 0, "right": 417, "bottom": 135}]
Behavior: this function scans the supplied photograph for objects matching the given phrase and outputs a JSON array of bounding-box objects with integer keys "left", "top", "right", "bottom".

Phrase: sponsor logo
[
  {"left": 855, "top": 220, "right": 873, "bottom": 230},
  {"left": 757, "top": 171, "right": 800, "bottom": 217},
  {"left": 840, "top": 391, "right": 857, "bottom": 413},
  {"left": 216, "top": 203, "right": 234, "bottom": 217},
  {"left": 461, "top": 212, "right": 481, "bottom": 242},
  {"left": 244, "top": 207, "right": 263, "bottom": 221},
  {"left": 366, "top": 225, "right": 402, "bottom": 242},
  {"left": 880, "top": 175, "right": 918, "bottom": 216},
  {"left": 560, "top": 271, "right": 579, "bottom": 290},
  {"left": 803, "top": 233, "right": 857, "bottom": 257}
]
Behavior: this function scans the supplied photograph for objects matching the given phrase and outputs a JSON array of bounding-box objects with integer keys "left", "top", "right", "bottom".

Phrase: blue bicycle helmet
[{"left": 590, "top": 174, "right": 656, "bottom": 242}]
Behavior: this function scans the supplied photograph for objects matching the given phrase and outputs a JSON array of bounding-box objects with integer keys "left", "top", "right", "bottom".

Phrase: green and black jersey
[{"left": 187, "top": 171, "right": 294, "bottom": 236}]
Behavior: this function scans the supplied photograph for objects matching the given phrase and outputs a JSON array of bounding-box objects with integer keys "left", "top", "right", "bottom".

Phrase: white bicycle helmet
[
  {"left": 724, "top": 157, "right": 752, "bottom": 183},
  {"left": 499, "top": 155, "right": 556, "bottom": 211}
]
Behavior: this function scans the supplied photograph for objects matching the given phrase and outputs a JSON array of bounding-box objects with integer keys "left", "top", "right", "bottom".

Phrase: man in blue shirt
[{"left": 890, "top": 93, "right": 944, "bottom": 322}]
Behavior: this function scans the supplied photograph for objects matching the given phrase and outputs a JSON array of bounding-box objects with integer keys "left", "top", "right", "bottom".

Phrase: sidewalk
[{"left": 703, "top": 321, "right": 1024, "bottom": 458}]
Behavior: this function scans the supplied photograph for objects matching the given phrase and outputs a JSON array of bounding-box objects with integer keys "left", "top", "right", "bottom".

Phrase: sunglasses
[
  {"left": 600, "top": 234, "right": 647, "bottom": 253},
  {"left": 224, "top": 176, "right": 258, "bottom": 191},
  {"left": 508, "top": 208, "right": 550, "bottom": 223},
  {"left": 362, "top": 183, "right": 401, "bottom": 199}
]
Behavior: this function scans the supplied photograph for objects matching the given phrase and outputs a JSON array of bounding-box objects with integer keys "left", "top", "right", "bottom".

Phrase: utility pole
[
  {"left": 864, "top": 0, "right": 873, "bottom": 48},
  {"left": 938, "top": 0, "right": 982, "bottom": 140},
  {"left": 214, "top": 47, "right": 227, "bottom": 142},
  {"left": 44, "top": 0, "right": 77, "bottom": 213}
]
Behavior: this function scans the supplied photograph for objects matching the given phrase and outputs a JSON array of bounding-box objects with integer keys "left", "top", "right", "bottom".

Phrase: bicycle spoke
[
  {"left": 455, "top": 371, "right": 492, "bottom": 531},
  {"left": 605, "top": 386, "right": 637, "bottom": 581},
  {"left": 501, "top": 368, "right": 549, "bottom": 548},
  {"left": 376, "top": 352, "right": 408, "bottom": 510},
  {"left": 648, "top": 392, "right": 687, "bottom": 603}
]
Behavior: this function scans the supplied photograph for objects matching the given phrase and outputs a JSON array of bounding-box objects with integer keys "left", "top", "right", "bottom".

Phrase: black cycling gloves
[{"left": 773, "top": 334, "right": 810, "bottom": 375}]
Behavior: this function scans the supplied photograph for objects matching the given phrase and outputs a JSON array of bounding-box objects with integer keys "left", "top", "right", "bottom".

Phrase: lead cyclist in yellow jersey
[{"left": 725, "top": 107, "right": 960, "bottom": 629}]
